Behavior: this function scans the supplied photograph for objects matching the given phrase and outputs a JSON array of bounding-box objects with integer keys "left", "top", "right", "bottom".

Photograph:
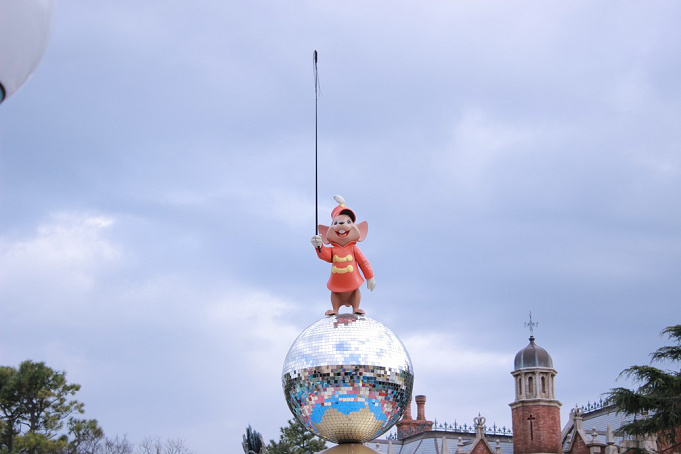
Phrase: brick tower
[{"left": 510, "top": 334, "right": 562, "bottom": 454}]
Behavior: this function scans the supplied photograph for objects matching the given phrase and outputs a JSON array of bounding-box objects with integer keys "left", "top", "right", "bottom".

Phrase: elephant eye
[
  {"left": 347, "top": 220, "right": 352, "bottom": 224},
  {"left": 333, "top": 221, "right": 338, "bottom": 225}
]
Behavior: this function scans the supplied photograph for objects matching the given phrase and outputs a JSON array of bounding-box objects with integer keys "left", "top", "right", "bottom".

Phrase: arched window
[{"left": 541, "top": 376, "right": 546, "bottom": 395}]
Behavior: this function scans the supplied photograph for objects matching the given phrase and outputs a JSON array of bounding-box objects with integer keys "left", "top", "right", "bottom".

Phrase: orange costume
[{"left": 316, "top": 242, "right": 374, "bottom": 293}]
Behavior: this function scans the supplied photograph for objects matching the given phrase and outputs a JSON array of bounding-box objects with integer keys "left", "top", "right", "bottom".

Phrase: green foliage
[
  {"left": 65, "top": 418, "right": 105, "bottom": 454},
  {"left": 0, "top": 360, "right": 102, "bottom": 454},
  {"left": 267, "top": 419, "right": 326, "bottom": 454},
  {"left": 606, "top": 325, "right": 681, "bottom": 454},
  {"left": 0, "top": 360, "right": 189, "bottom": 454},
  {"left": 242, "top": 426, "right": 264, "bottom": 454},
  {"left": 10, "top": 431, "right": 68, "bottom": 454}
]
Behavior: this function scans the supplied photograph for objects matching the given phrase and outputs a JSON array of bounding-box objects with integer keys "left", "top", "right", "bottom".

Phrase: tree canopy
[
  {"left": 606, "top": 325, "right": 681, "bottom": 454},
  {"left": 266, "top": 419, "right": 326, "bottom": 454},
  {"left": 0, "top": 359, "right": 186, "bottom": 454},
  {"left": 0, "top": 360, "right": 92, "bottom": 453}
]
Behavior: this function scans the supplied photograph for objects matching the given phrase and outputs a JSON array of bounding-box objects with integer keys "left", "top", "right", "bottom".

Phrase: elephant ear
[
  {"left": 318, "top": 225, "right": 330, "bottom": 244},
  {"left": 357, "top": 221, "right": 368, "bottom": 242}
]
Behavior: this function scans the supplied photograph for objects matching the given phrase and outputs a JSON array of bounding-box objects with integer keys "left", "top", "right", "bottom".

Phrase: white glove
[
  {"left": 367, "top": 277, "right": 376, "bottom": 291},
  {"left": 311, "top": 235, "right": 323, "bottom": 248}
]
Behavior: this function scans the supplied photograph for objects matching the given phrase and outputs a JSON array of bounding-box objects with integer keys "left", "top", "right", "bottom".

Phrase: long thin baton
[{"left": 314, "top": 50, "right": 321, "bottom": 252}]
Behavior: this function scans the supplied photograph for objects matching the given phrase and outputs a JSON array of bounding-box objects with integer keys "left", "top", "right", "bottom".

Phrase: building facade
[{"left": 365, "top": 336, "right": 657, "bottom": 454}]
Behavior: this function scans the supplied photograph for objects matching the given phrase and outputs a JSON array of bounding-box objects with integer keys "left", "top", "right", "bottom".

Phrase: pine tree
[
  {"left": 0, "top": 360, "right": 90, "bottom": 453},
  {"left": 606, "top": 325, "right": 681, "bottom": 454},
  {"left": 267, "top": 419, "right": 326, "bottom": 454}
]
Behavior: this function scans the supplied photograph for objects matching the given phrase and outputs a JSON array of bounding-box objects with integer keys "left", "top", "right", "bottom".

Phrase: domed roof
[{"left": 514, "top": 336, "right": 553, "bottom": 370}]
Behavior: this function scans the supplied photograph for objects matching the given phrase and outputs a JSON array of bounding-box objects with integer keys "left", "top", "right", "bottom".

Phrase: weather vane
[{"left": 524, "top": 311, "right": 538, "bottom": 337}]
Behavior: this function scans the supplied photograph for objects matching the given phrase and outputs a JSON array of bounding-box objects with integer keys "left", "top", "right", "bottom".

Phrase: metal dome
[{"left": 514, "top": 336, "right": 553, "bottom": 370}]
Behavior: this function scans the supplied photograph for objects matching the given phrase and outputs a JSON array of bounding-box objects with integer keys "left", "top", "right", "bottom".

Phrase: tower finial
[{"left": 524, "top": 311, "right": 538, "bottom": 337}]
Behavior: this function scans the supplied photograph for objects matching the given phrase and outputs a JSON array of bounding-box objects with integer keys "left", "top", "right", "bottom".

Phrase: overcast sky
[{"left": 1, "top": 1, "right": 680, "bottom": 453}]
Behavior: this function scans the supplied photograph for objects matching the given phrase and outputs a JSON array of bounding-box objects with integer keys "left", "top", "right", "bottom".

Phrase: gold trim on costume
[{"left": 331, "top": 265, "right": 354, "bottom": 274}]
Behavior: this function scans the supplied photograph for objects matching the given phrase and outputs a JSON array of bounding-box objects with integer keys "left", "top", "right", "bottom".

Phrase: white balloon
[{"left": 0, "top": 0, "right": 54, "bottom": 102}]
